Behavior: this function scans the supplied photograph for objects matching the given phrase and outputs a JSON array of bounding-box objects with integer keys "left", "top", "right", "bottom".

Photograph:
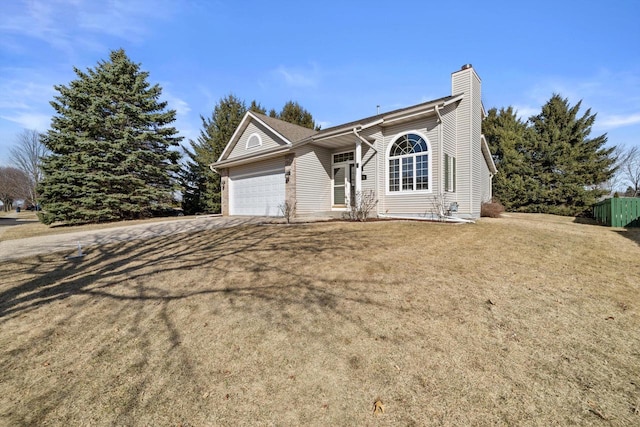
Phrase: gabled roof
[
  {"left": 218, "top": 111, "right": 317, "bottom": 161},
  {"left": 213, "top": 93, "right": 465, "bottom": 168},
  {"left": 252, "top": 113, "right": 318, "bottom": 143}
]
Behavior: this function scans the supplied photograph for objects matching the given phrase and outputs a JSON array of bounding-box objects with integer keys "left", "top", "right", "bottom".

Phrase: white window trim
[
  {"left": 246, "top": 132, "right": 262, "bottom": 149},
  {"left": 385, "top": 130, "right": 433, "bottom": 195},
  {"left": 384, "top": 129, "right": 433, "bottom": 196},
  {"left": 331, "top": 150, "right": 355, "bottom": 209},
  {"left": 445, "top": 154, "right": 456, "bottom": 193},
  {"left": 332, "top": 150, "right": 355, "bottom": 164}
]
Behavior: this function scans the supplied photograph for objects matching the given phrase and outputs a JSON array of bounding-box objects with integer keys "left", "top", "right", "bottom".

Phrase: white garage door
[{"left": 229, "top": 158, "right": 285, "bottom": 216}]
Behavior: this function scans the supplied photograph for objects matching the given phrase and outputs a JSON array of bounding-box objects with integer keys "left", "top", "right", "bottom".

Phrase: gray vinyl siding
[
  {"left": 360, "top": 144, "right": 376, "bottom": 195},
  {"left": 294, "top": 145, "right": 331, "bottom": 214},
  {"left": 377, "top": 116, "right": 441, "bottom": 215},
  {"left": 227, "top": 122, "right": 288, "bottom": 160},
  {"left": 470, "top": 73, "right": 483, "bottom": 216},
  {"left": 360, "top": 129, "right": 381, "bottom": 200},
  {"left": 442, "top": 102, "right": 458, "bottom": 162},
  {"left": 451, "top": 67, "right": 487, "bottom": 218},
  {"left": 452, "top": 71, "right": 472, "bottom": 216},
  {"left": 442, "top": 103, "right": 458, "bottom": 203}
]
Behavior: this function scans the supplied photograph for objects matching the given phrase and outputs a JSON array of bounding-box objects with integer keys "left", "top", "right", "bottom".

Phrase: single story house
[{"left": 211, "top": 64, "right": 497, "bottom": 219}]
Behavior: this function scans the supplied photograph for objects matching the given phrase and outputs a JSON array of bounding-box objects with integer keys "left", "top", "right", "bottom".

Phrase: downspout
[
  {"left": 489, "top": 172, "right": 494, "bottom": 200},
  {"left": 352, "top": 127, "right": 377, "bottom": 151}
]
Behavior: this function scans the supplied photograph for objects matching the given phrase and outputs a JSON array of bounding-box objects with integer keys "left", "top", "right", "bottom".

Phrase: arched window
[{"left": 388, "top": 133, "right": 430, "bottom": 192}]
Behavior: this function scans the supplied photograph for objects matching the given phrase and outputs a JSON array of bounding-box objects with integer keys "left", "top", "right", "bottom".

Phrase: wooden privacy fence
[{"left": 593, "top": 197, "right": 640, "bottom": 227}]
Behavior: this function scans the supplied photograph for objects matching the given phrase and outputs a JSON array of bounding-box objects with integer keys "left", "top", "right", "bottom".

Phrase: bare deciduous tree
[
  {"left": 614, "top": 145, "right": 640, "bottom": 197},
  {"left": 0, "top": 167, "right": 30, "bottom": 211},
  {"left": 9, "top": 129, "right": 48, "bottom": 207},
  {"left": 624, "top": 146, "right": 640, "bottom": 197}
]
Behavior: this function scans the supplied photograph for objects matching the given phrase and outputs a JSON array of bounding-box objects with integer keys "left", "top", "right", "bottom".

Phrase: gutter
[
  {"left": 358, "top": 117, "right": 384, "bottom": 131},
  {"left": 210, "top": 145, "right": 291, "bottom": 172}
]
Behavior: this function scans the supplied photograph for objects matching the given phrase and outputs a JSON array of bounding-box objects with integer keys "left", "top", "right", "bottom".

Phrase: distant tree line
[
  {"left": 0, "top": 166, "right": 28, "bottom": 211},
  {"left": 0, "top": 129, "right": 48, "bottom": 211}
]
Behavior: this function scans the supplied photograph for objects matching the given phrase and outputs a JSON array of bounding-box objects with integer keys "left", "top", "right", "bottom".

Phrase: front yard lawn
[{"left": 1, "top": 214, "right": 638, "bottom": 425}]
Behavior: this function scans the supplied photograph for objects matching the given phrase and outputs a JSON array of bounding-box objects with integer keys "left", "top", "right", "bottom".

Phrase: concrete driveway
[{"left": 0, "top": 215, "right": 272, "bottom": 262}]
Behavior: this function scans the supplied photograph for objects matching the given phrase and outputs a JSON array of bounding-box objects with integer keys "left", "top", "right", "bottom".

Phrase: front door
[{"left": 333, "top": 163, "right": 355, "bottom": 207}]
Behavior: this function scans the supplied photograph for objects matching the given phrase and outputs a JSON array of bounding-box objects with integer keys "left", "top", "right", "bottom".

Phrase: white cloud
[
  {"left": 316, "top": 121, "right": 332, "bottom": 130},
  {"left": 75, "top": 0, "right": 164, "bottom": 41},
  {"left": 1, "top": 1, "right": 76, "bottom": 55},
  {"left": 596, "top": 112, "right": 640, "bottom": 130},
  {"left": 0, "top": 0, "right": 176, "bottom": 55},
  {"left": 518, "top": 68, "right": 640, "bottom": 134},
  {"left": 512, "top": 105, "right": 539, "bottom": 121},
  {"left": 0, "top": 112, "right": 51, "bottom": 130},
  {"left": 0, "top": 77, "right": 56, "bottom": 109},
  {"left": 274, "top": 64, "right": 320, "bottom": 88},
  {"left": 0, "top": 70, "right": 59, "bottom": 135},
  {"left": 163, "top": 93, "right": 191, "bottom": 117}
]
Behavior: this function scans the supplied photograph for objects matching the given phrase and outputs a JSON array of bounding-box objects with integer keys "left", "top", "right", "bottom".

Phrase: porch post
[{"left": 355, "top": 140, "right": 362, "bottom": 207}]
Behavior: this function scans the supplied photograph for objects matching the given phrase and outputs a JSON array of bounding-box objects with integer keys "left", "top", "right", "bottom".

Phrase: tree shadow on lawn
[
  {"left": 615, "top": 227, "right": 640, "bottom": 247},
  {"left": 572, "top": 216, "right": 640, "bottom": 246},
  {"left": 0, "top": 220, "right": 409, "bottom": 423},
  {"left": 0, "top": 220, "right": 393, "bottom": 320}
]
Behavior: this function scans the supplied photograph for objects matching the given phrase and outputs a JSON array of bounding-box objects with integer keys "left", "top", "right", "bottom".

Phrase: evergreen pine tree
[
  {"left": 181, "top": 95, "right": 265, "bottom": 214},
  {"left": 526, "top": 94, "right": 615, "bottom": 215},
  {"left": 484, "top": 95, "right": 616, "bottom": 216},
  {"left": 483, "top": 107, "right": 537, "bottom": 211},
  {"left": 39, "top": 49, "right": 182, "bottom": 224},
  {"left": 181, "top": 97, "right": 320, "bottom": 213},
  {"left": 277, "top": 101, "right": 319, "bottom": 130},
  {"left": 249, "top": 100, "right": 267, "bottom": 115}
]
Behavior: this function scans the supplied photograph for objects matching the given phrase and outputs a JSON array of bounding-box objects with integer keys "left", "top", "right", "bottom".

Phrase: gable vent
[{"left": 246, "top": 133, "right": 262, "bottom": 149}]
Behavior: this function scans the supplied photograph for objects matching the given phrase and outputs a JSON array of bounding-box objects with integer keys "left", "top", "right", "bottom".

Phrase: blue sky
[{"left": 1, "top": 0, "right": 639, "bottom": 168}]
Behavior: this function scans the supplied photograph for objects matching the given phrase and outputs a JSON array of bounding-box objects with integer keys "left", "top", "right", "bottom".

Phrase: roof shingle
[{"left": 252, "top": 113, "right": 318, "bottom": 143}]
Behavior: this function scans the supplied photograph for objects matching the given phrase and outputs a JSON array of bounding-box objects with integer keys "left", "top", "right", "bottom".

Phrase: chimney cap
[{"left": 461, "top": 64, "right": 473, "bottom": 70}]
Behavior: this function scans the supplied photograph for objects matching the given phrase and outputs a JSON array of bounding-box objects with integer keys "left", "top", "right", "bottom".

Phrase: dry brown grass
[{"left": 1, "top": 214, "right": 639, "bottom": 425}]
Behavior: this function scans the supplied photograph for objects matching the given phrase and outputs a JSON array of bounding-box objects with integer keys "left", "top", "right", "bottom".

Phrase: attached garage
[{"left": 228, "top": 157, "right": 285, "bottom": 216}]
